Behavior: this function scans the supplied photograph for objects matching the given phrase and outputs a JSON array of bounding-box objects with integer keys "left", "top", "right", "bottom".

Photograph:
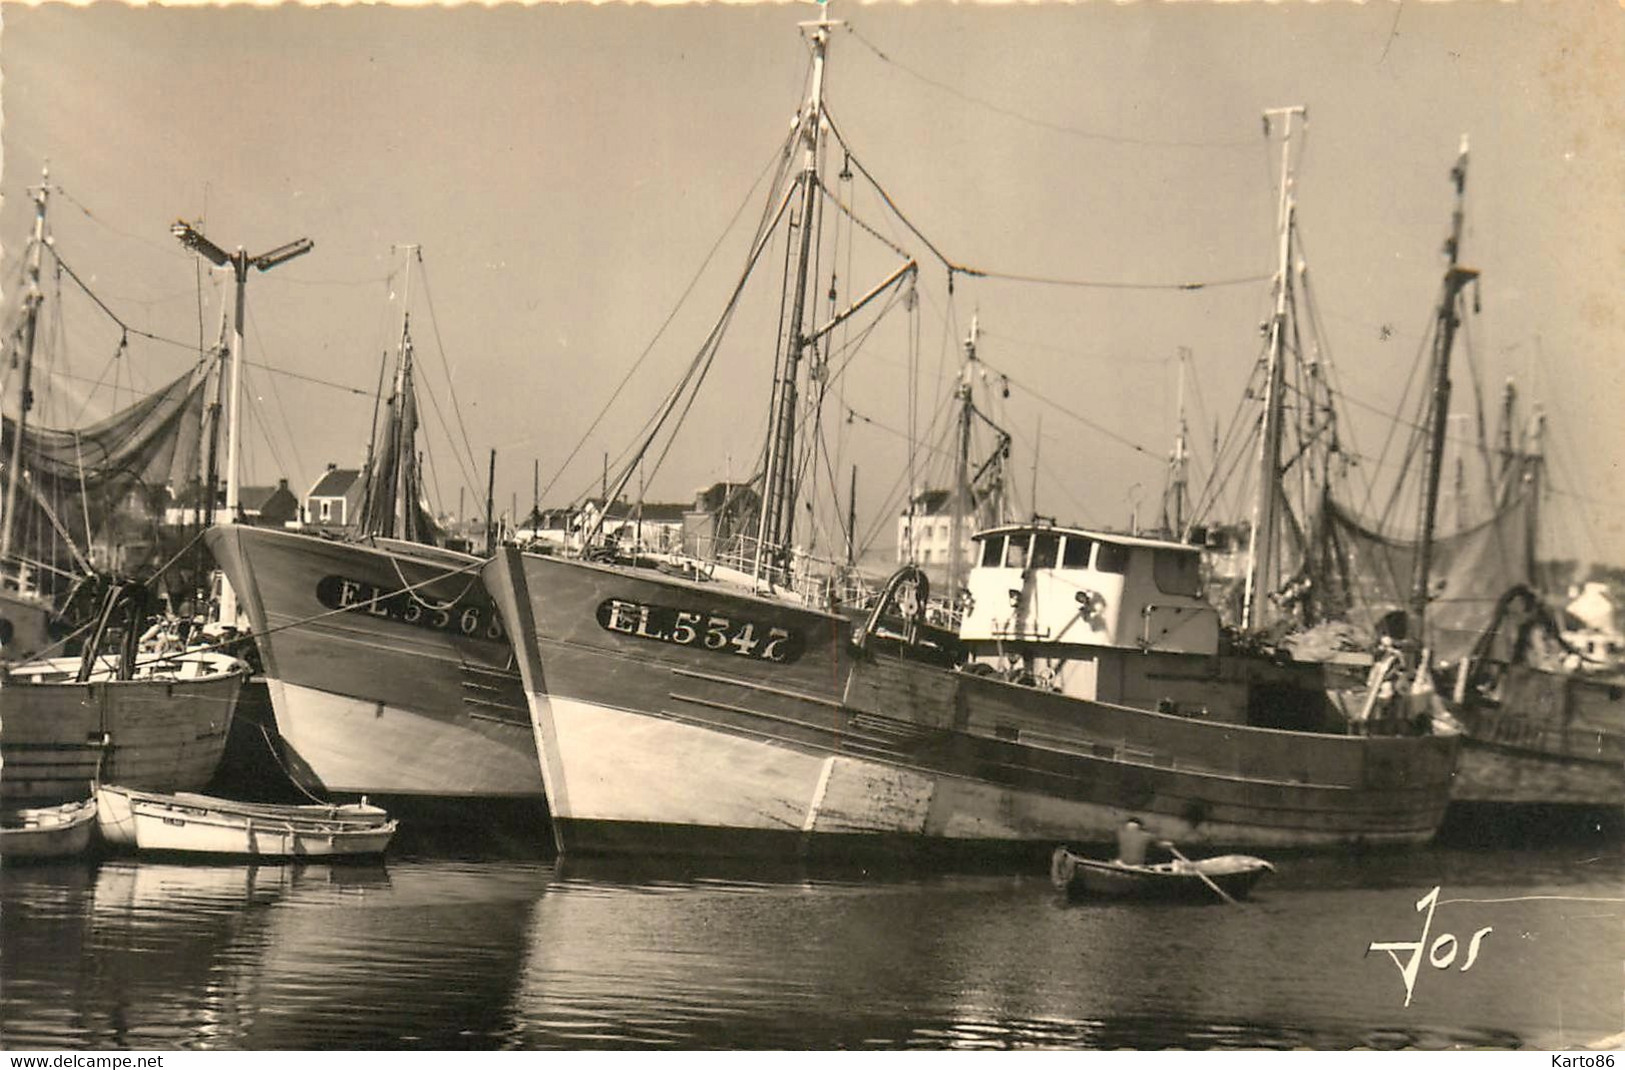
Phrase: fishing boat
[
  {"left": 96, "top": 782, "right": 392, "bottom": 848},
  {"left": 1188, "top": 129, "right": 1623, "bottom": 821},
  {"left": 0, "top": 798, "right": 97, "bottom": 859},
  {"left": 202, "top": 248, "right": 539, "bottom": 806},
  {"left": 480, "top": 8, "right": 1459, "bottom": 861},
  {"left": 0, "top": 171, "right": 247, "bottom": 804},
  {"left": 1048, "top": 847, "right": 1274, "bottom": 904},
  {"left": 106, "top": 785, "right": 397, "bottom": 859}
]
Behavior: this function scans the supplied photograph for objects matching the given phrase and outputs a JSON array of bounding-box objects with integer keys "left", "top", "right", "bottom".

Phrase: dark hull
[
  {"left": 1, "top": 657, "right": 244, "bottom": 804},
  {"left": 484, "top": 549, "right": 1459, "bottom": 859},
  {"left": 1451, "top": 664, "right": 1625, "bottom": 811}
]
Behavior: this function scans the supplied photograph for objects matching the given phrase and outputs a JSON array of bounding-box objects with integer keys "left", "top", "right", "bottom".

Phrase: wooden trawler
[
  {"left": 480, "top": 7, "right": 1457, "bottom": 861},
  {"left": 488, "top": 522, "right": 1456, "bottom": 859},
  {"left": 2, "top": 644, "right": 245, "bottom": 804},
  {"left": 207, "top": 526, "right": 538, "bottom": 803},
  {"left": 201, "top": 248, "right": 539, "bottom": 807},
  {"left": 1445, "top": 586, "right": 1624, "bottom": 813},
  {"left": 0, "top": 172, "right": 247, "bottom": 805}
]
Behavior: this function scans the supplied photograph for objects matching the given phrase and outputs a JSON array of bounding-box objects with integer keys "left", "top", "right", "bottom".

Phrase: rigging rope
[
  {"left": 824, "top": 109, "right": 1272, "bottom": 293},
  {"left": 846, "top": 27, "right": 1260, "bottom": 151},
  {"left": 540, "top": 130, "right": 799, "bottom": 510},
  {"left": 414, "top": 251, "right": 484, "bottom": 497}
]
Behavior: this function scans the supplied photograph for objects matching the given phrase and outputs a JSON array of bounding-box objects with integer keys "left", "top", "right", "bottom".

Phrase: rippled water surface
[{"left": 3, "top": 841, "right": 1620, "bottom": 1050}]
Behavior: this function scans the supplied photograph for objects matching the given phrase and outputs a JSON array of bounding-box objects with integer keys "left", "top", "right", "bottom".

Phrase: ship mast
[
  {"left": 2, "top": 167, "right": 51, "bottom": 565},
  {"left": 1242, "top": 106, "right": 1305, "bottom": 630},
  {"left": 391, "top": 248, "right": 419, "bottom": 540},
  {"left": 1164, "top": 347, "right": 1190, "bottom": 537},
  {"left": 947, "top": 316, "right": 979, "bottom": 598},
  {"left": 1408, "top": 136, "right": 1477, "bottom": 648},
  {"left": 755, "top": 3, "right": 840, "bottom": 585}
]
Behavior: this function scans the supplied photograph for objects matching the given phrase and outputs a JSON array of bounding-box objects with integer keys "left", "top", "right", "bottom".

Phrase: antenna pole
[{"left": 170, "top": 219, "right": 312, "bottom": 623}]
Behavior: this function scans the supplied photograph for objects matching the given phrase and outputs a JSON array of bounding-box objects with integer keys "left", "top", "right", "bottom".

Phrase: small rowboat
[
  {"left": 1050, "top": 846, "right": 1274, "bottom": 904},
  {"left": 96, "top": 784, "right": 391, "bottom": 849},
  {"left": 1, "top": 798, "right": 97, "bottom": 859},
  {"left": 97, "top": 785, "right": 396, "bottom": 859}
]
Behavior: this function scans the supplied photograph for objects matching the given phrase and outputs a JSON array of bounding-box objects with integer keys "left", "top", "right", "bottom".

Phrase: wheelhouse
[{"left": 960, "top": 523, "right": 1218, "bottom": 657}]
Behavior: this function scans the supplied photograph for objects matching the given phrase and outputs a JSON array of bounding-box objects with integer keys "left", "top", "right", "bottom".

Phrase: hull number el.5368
[
  {"left": 596, "top": 598, "right": 802, "bottom": 664},
  {"left": 316, "top": 575, "right": 505, "bottom": 641}
]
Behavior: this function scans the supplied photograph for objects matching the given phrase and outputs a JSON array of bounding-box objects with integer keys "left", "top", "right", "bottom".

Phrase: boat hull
[
  {"left": 205, "top": 525, "right": 542, "bottom": 801},
  {"left": 104, "top": 784, "right": 396, "bottom": 858},
  {"left": 1050, "top": 849, "right": 1273, "bottom": 902},
  {"left": 130, "top": 803, "right": 396, "bottom": 858},
  {"left": 484, "top": 549, "right": 1460, "bottom": 860},
  {"left": 0, "top": 798, "right": 97, "bottom": 858},
  {"left": 96, "top": 783, "right": 390, "bottom": 849},
  {"left": 0, "top": 655, "right": 244, "bottom": 804},
  {"left": 1450, "top": 666, "right": 1625, "bottom": 810}
]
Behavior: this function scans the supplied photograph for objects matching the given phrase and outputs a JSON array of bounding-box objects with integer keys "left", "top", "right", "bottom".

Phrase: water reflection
[
  {"left": 517, "top": 849, "right": 1619, "bottom": 1049},
  {"left": 3, "top": 845, "right": 1618, "bottom": 1050},
  {"left": 239, "top": 861, "right": 543, "bottom": 1048}
]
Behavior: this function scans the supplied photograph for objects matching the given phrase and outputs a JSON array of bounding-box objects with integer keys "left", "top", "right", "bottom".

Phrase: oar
[{"left": 1164, "top": 842, "right": 1239, "bottom": 906}]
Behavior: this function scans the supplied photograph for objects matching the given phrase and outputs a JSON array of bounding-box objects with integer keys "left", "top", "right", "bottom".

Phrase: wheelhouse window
[
  {"left": 1153, "top": 548, "right": 1202, "bottom": 596},
  {"left": 979, "top": 535, "right": 1004, "bottom": 568},
  {"left": 1095, "top": 541, "right": 1130, "bottom": 574},
  {"left": 1003, "top": 533, "right": 1031, "bottom": 569},
  {"left": 1062, "top": 536, "right": 1092, "bottom": 569},
  {"left": 1031, "top": 532, "right": 1061, "bottom": 570}
]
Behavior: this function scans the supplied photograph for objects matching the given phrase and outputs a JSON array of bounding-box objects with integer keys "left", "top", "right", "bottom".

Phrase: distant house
[
  {"left": 897, "top": 488, "right": 977, "bottom": 573},
  {"left": 302, "top": 465, "right": 364, "bottom": 529},
  {"left": 578, "top": 497, "right": 690, "bottom": 554},
  {"left": 164, "top": 478, "right": 299, "bottom": 528},
  {"left": 683, "top": 481, "right": 760, "bottom": 559},
  {"left": 516, "top": 507, "right": 577, "bottom": 550},
  {"left": 242, "top": 481, "right": 300, "bottom": 526}
]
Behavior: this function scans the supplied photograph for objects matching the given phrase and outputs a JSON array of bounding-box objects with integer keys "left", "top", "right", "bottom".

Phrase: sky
[{"left": 2, "top": 0, "right": 1621, "bottom": 570}]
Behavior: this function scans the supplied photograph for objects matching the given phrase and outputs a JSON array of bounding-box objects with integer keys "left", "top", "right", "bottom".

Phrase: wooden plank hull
[
  {"left": 0, "top": 654, "right": 244, "bottom": 804},
  {"left": 121, "top": 789, "right": 397, "bottom": 858},
  {"left": 0, "top": 798, "right": 96, "bottom": 858},
  {"left": 97, "top": 783, "right": 390, "bottom": 848},
  {"left": 205, "top": 525, "right": 542, "bottom": 800},
  {"left": 1452, "top": 666, "right": 1625, "bottom": 809},
  {"left": 484, "top": 549, "right": 1459, "bottom": 859}
]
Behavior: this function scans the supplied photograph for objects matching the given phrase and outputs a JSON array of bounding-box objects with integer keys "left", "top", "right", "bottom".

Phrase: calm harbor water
[{"left": 2, "top": 837, "right": 1620, "bottom": 1051}]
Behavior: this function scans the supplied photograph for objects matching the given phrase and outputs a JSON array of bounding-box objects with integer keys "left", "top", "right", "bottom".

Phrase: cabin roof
[
  {"left": 308, "top": 468, "right": 361, "bottom": 498},
  {"left": 972, "top": 523, "right": 1198, "bottom": 554}
]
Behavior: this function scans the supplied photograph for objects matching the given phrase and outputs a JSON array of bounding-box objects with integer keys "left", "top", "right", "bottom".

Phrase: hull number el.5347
[{"left": 596, "top": 598, "right": 802, "bottom": 664}]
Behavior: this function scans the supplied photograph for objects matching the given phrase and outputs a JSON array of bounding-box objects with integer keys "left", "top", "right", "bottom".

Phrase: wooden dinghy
[
  {"left": 1050, "top": 847, "right": 1275, "bottom": 904},
  {"left": 98, "top": 785, "right": 396, "bottom": 859},
  {"left": 1, "top": 798, "right": 97, "bottom": 859},
  {"left": 96, "top": 784, "right": 391, "bottom": 848}
]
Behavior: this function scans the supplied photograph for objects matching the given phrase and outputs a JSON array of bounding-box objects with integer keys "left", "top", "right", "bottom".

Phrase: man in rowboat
[{"left": 1116, "top": 817, "right": 1173, "bottom": 867}]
